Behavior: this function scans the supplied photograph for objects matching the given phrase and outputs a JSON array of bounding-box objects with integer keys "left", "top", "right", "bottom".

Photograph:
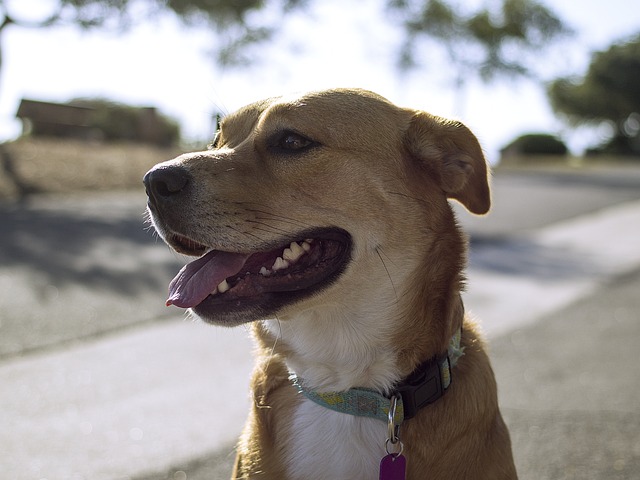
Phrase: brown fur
[{"left": 145, "top": 88, "right": 517, "bottom": 479}]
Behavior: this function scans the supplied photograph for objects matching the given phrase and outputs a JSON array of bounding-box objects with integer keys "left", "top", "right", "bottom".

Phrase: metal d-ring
[
  {"left": 387, "top": 393, "right": 401, "bottom": 445},
  {"left": 385, "top": 438, "right": 404, "bottom": 457}
]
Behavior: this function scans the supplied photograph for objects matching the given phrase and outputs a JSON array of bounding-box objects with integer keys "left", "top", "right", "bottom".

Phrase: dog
[{"left": 144, "top": 88, "right": 517, "bottom": 479}]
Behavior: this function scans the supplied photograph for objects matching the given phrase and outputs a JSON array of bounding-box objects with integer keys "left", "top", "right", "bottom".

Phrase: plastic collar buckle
[{"left": 395, "top": 354, "right": 450, "bottom": 420}]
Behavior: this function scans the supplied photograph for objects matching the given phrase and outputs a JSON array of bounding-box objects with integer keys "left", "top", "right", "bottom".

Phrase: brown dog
[{"left": 144, "top": 88, "right": 517, "bottom": 479}]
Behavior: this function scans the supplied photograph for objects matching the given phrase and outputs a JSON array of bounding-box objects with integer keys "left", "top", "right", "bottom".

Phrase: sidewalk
[{"left": 493, "top": 266, "right": 640, "bottom": 480}]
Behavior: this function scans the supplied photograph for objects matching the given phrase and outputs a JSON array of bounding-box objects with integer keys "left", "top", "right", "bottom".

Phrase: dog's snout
[{"left": 143, "top": 166, "right": 191, "bottom": 202}]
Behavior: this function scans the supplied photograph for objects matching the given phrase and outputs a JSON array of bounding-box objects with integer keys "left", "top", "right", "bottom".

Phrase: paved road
[
  {"left": 0, "top": 191, "right": 183, "bottom": 358},
  {"left": 1, "top": 164, "right": 640, "bottom": 479}
]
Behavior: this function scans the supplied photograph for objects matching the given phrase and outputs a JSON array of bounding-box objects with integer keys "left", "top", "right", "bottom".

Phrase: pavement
[{"left": 1, "top": 165, "right": 640, "bottom": 480}]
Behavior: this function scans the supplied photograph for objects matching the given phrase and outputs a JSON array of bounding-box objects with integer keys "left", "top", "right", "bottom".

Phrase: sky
[{"left": 2, "top": 0, "right": 640, "bottom": 162}]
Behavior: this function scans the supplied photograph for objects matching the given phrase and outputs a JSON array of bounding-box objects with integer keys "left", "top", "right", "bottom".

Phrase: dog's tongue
[{"left": 166, "top": 250, "right": 250, "bottom": 308}]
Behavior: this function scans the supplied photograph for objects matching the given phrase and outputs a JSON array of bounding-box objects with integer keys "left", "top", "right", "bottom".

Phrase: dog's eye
[{"left": 275, "top": 132, "right": 314, "bottom": 151}]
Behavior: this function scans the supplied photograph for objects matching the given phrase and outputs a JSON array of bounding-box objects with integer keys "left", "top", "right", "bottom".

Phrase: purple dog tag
[{"left": 379, "top": 453, "right": 407, "bottom": 480}]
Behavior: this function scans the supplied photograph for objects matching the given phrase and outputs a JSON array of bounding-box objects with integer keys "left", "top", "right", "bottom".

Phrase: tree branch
[{"left": 0, "top": 4, "right": 62, "bottom": 32}]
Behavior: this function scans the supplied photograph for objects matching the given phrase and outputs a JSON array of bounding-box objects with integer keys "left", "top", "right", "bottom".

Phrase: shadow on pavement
[
  {"left": 0, "top": 195, "right": 184, "bottom": 358},
  {"left": 0, "top": 201, "right": 177, "bottom": 295},
  {"left": 469, "top": 234, "right": 597, "bottom": 280}
]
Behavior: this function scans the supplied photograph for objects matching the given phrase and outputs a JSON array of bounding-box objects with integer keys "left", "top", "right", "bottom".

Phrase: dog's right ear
[{"left": 404, "top": 111, "right": 490, "bottom": 215}]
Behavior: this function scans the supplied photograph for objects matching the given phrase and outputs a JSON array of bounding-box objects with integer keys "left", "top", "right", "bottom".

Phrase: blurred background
[{"left": 0, "top": 1, "right": 639, "bottom": 479}]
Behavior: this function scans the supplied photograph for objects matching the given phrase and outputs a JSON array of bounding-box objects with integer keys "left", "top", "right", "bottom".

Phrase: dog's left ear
[{"left": 404, "top": 111, "right": 490, "bottom": 215}]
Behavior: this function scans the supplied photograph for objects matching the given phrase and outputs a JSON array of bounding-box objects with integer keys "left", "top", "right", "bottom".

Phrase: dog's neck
[
  {"left": 261, "top": 302, "right": 400, "bottom": 392},
  {"left": 259, "top": 282, "right": 465, "bottom": 394}
]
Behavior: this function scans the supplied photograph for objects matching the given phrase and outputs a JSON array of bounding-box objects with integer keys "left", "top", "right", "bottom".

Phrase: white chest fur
[
  {"left": 261, "top": 285, "right": 404, "bottom": 478},
  {"left": 283, "top": 397, "right": 388, "bottom": 480}
]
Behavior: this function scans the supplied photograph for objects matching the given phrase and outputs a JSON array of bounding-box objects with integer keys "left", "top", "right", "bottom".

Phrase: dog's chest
[{"left": 282, "top": 397, "right": 387, "bottom": 480}]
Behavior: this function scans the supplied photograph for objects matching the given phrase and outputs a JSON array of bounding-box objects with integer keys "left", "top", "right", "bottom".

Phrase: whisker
[
  {"left": 245, "top": 220, "right": 293, "bottom": 236},
  {"left": 246, "top": 208, "right": 314, "bottom": 229},
  {"left": 269, "top": 316, "right": 282, "bottom": 357},
  {"left": 227, "top": 225, "right": 263, "bottom": 242},
  {"left": 376, "top": 246, "right": 398, "bottom": 301},
  {"left": 386, "top": 191, "right": 428, "bottom": 206},
  {"left": 253, "top": 215, "right": 314, "bottom": 229},
  {"left": 377, "top": 245, "right": 398, "bottom": 268}
]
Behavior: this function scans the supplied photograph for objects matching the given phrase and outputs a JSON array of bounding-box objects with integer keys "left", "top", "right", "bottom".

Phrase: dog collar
[{"left": 291, "top": 328, "right": 464, "bottom": 426}]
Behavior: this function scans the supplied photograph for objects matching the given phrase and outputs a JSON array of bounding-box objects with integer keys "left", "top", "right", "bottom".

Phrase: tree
[
  {"left": 388, "top": 0, "right": 570, "bottom": 112},
  {"left": 0, "top": 0, "right": 306, "bottom": 74},
  {"left": 1, "top": 1, "right": 571, "bottom": 84},
  {"left": 548, "top": 34, "right": 640, "bottom": 155}
]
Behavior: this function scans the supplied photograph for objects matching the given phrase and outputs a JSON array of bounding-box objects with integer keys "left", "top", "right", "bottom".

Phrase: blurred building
[{"left": 16, "top": 98, "right": 179, "bottom": 147}]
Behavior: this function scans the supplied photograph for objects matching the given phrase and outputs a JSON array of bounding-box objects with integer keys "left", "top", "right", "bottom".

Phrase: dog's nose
[{"left": 143, "top": 165, "right": 190, "bottom": 202}]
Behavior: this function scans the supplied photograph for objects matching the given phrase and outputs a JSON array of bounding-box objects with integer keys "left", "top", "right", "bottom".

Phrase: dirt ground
[{"left": 0, "top": 137, "right": 184, "bottom": 201}]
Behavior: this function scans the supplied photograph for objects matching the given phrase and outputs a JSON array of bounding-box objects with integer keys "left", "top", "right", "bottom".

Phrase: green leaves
[
  {"left": 548, "top": 35, "right": 640, "bottom": 127},
  {"left": 391, "top": 0, "right": 570, "bottom": 83}
]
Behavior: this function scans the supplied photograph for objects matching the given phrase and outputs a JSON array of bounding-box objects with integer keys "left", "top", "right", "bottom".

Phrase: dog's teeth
[
  {"left": 283, "top": 241, "right": 305, "bottom": 262},
  {"left": 210, "top": 289, "right": 218, "bottom": 295},
  {"left": 259, "top": 266, "right": 271, "bottom": 276},
  {"left": 272, "top": 257, "right": 289, "bottom": 271},
  {"left": 217, "top": 279, "right": 230, "bottom": 293},
  {"left": 301, "top": 241, "right": 312, "bottom": 252},
  {"left": 291, "top": 241, "right": 305, "bottom": 256}
]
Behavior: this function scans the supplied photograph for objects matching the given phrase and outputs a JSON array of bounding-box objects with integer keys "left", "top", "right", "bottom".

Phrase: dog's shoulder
[{"left": 233, "top": 331, "right": 301, "bottom": 479}]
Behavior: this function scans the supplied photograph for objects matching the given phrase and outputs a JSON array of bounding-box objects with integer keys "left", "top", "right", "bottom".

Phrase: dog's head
[{"left": 144, "top": 88, "right": 489, "bottom": 326}]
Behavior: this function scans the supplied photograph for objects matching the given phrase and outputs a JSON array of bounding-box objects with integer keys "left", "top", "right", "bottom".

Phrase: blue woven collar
[{"left": 290, "top": 328, "right": 464, "bottom": 426}]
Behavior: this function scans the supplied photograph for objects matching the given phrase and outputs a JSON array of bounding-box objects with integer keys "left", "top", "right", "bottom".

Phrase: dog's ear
[{"left": 404, "top": 111, "right": 490, "bottom": 215}]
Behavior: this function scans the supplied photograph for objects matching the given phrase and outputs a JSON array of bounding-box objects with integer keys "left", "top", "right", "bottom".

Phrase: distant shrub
[
  {"left": 501, "top": 133, "right": 568, "bottom": 156},
  {"left": 71, "top": 98, "right": 180, "bottom": 147}
]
